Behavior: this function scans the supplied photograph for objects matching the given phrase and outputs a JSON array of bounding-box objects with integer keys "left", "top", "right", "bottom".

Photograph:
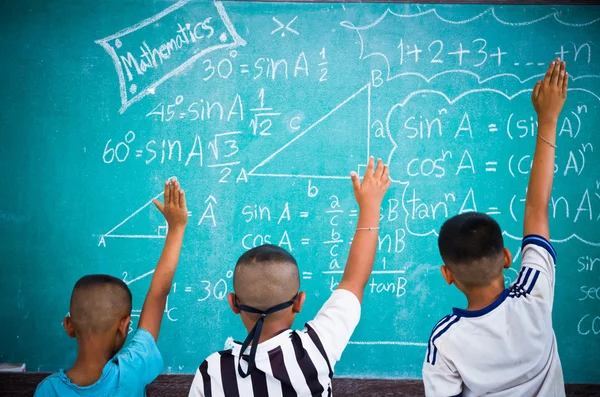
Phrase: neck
[
  {"left": 464, "top": 278, "right": 506, "bottom": 311},
  {"left": 257, "top": 319, "right": 292, "bottom": 343},
  {"left": 66, "top": 335, "right": 115, "bottom": 387}
]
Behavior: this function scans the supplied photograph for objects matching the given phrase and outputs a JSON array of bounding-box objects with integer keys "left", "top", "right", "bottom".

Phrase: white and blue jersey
[{"left": 423, "top": 235, "right": 565, "bottom": 397}]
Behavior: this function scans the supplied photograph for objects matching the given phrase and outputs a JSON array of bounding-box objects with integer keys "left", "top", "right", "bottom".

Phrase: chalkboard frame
[
  {"left": 246, "top": 0, "right": 600, "bottom": 5},
  {"left": 1, "top": 374, "right": 598, "bottom": 397}
]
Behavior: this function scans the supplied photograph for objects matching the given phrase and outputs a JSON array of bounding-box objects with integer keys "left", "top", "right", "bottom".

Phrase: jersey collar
[{"left": 452, "top": 288, "right": 510, "bottom": 318}]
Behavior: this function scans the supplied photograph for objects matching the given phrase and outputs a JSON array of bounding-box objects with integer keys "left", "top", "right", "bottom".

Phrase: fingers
[
  {"left": 350, "top": 171, "right": 360, "bottom": 192},
  {"left": 173, "top": 180, "right": 180, "bottom": 207},
  {"left": 365, "top": 156, "right": 374, "bottom": 179},
  {"left": 550, "top": 57, "right": 561, "bottom": 85},
  {"left": 179, "top": 189, "right": 186, "bottom": 209},
  {"left": 163, "top": 180, "right": 170, "bottom": 205},
  {"left": 382, "top": 165, "right": 390, "bottom": 184},
  {"left": 543, "top": 59, "right": 555, "bottom": 84},
  {"left": 152, "top": 199, "right": 164, "bottom": 214},
  {"left": 557, "top": 61, "right": 566, "bottom": 86},
  {"left": 558, "top": 61, "right": 568, "bottom": 97},
  {"left": 374, "top": 158, "right": 384, "bottom": 180},
  {"left": 532, "top": 80, "right": 542, "bottom": 101}
]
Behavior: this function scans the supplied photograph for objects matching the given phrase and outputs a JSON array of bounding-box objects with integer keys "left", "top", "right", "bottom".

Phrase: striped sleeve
[
  {"left": 423, "top": 342, "right": 462, "bottom": 397},
  {"left": 423, "top": 315, "right": 462, "bottom": 396},
  {"left": 514, "top": 234, "right": 557, "bottom": 304}
]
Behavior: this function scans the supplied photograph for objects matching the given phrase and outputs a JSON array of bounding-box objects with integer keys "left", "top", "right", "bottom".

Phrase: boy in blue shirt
[{"left": 35, "top": 178, "right": 188, "bottom": 396}]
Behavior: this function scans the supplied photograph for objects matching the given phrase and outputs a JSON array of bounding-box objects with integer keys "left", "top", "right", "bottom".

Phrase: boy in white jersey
[
  {"left": 189, "top": 157, "right": 390, "bottom": 397},
  {"left": 422, "top": 59, "right": 568, "bottom": 397}
]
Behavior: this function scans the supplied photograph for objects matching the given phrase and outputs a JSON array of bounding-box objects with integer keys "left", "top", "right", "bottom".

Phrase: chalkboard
[{"left": 1, "top": 0, "right": 599, "bottom": 384}]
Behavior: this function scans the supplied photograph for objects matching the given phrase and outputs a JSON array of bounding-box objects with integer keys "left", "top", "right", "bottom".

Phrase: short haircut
[
  {"left": 438, "top": 212, "right": 505, "bottom": 288},
  {"left": 233, "top": 245, "right": 299, "bottom": 313},
  {"left": 69, "top": 274, "right": 132, "bottom": 334}
]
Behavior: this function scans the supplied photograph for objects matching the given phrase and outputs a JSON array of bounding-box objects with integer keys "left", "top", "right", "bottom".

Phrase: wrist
[
  {"left": 358, "top": 206, "right": 380, "bottom": 223},
  {"left": 167, "top": 225, "right": 186, "bottom": 236},
  {"left": 537, "top": 117, "right": 558, "bottom": 127}
]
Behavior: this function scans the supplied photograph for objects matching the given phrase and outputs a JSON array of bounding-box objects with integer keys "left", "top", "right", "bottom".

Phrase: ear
[
  {"left": 503, "top": 248, "right": 512, "bottom": 269},
  {"left": 440, "top": 265, "right": 454, "bottom": 285},
  {"left": 117, "top": 315, "right": 131, "bottom": 338},
  {"left": 292, "top": 292, "right": 306, "bottom": 314},
  {"left": 63, "top": 316, "right": 76, "bottom": 338},
  {"left": 228, "top": 293, "right": 241, "bottom": 315}
]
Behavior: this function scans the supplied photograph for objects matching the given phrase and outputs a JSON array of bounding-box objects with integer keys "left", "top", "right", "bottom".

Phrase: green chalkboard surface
[{"left": 1, "top": 0, "right": 599, "bottom": 383}]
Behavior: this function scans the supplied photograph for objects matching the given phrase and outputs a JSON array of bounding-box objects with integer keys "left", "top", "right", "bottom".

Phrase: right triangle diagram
[{"left": 248, "top": 84, "right": 371, "bottom": 178}]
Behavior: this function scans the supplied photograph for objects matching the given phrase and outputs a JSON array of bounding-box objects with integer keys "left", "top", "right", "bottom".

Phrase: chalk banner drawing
[{"left": 95, "top": 0, "right": 246, "bottom": 113}]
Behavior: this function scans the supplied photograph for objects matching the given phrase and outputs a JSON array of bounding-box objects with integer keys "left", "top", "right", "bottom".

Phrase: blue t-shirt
[{"left": 34, "top": 329, "right": 163, "bottom": 397}]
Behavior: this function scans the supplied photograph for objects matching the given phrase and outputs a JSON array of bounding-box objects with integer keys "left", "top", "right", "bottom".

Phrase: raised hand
[
  {"left": 153, "top": 177, "right": 188, "bottom": 232},
  {"left": 532, "top": 58, "right": 568, "bottom": 124},
  {"left": 350, "top": 156, "right": 391, "bottom": 214}
]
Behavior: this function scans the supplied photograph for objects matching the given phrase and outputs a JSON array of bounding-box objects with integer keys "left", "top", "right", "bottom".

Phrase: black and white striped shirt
[{"left": 189, "top": 289, "right": 361, "bottom": 397}]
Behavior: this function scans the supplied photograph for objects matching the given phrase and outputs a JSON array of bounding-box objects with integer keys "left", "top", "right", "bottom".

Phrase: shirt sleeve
[
  {"left": 115, "top": 328, "right": 164, "bottom": 388},
  {"left": 305, "top": 288, "right": 361, "bottom": 366},
  {"left": 513, "top": 234, "right": 557, "bottom": 305},
  {"left": 188, "top": 360, "right": 210, "bottom": 397},
  {"left": 423, "top": 350, "right": 462, "bottom": 397}
]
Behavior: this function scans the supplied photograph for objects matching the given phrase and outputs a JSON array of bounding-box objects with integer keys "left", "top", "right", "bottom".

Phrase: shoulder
[
  {"left": 113, "top": 328, "right": 163, "bottom": 384},
  {"left": 34, "top": 373, "right": 63, "bottom": 396},
  {"left": 199, "top": 349, "right": 234, "bottom": 370},
  {"left": 205, "top": 349, "right": 233, "bottom": 361},
  {"left": 192, "top": 350, "right": 233, "bottom": 384},
  {"left": 425, "top": 314, "right": 462, "bottom": 365},
  {"left": 118, "top": 328, "right": 160, "bottom": 358}
]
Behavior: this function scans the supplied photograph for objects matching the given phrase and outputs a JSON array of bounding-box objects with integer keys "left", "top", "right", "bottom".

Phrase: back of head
[
  {"left": 234, "top": 244, "right": 299, "bottom": 315},
  {"left": 69, "top": 274, "right": 132, "bottom": 335},
  {"left": 438, "top": 212, "right": 505, "bottom": 288}
]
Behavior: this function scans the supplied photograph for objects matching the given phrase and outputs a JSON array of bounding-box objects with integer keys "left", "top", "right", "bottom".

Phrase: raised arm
[
  {"left": 524, "top": 58, "right": 567, "bottom": 240},
  {"left": 338, "top": 157, "right": 390, "bottom": 303},
  {"left": 138, "top": 178, "right": 188, "bottom": 340}
]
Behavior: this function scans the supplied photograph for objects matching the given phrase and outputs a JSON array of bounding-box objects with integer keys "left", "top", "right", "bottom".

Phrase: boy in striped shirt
[
  {"left": 423, "top": 59, "right": 568, "bottom": 396},
  {"left": 189, "top": 157, "right": 390, "bottom": 397}
]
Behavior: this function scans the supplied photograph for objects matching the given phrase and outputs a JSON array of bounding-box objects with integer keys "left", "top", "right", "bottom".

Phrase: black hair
[
  {"left": 69, "top": 274, "right": 132, "bottom": 333},
  {"left": 236, "top": 244, "right": 298, "bottom": 268},
  {"left": 438, "top": 212, "right": 505, "bottom": 287}
]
